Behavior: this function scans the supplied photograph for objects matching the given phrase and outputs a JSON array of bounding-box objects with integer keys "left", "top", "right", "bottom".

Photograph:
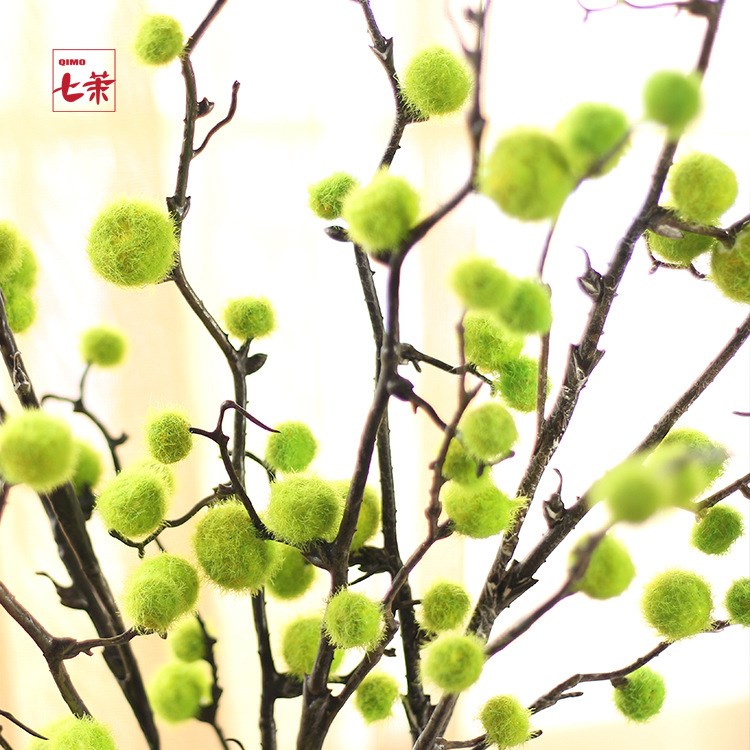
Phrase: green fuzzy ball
[
  {"left": 590, "top": 458, "right": 668, "bottom": 523},
  {"left": 442, "top": 478, "right": 514, "bottom": 538},
  {"left": 71, "top": 439, "right": 103, "bottom": 493},
  {"left": 691, "top": 505, "right": 744, "bottom": 556},
  {"left": 451, "top": 257, "right": 515, "bottom": 312},
  {"left": 133, "top": 458, "right": 176, "bottom": 495},
  {"left": 145, "top": 409, "right": 193, "bottom": 465},
  {"left": 281, "top": 615, "right": 344, "bottom": 678},
  {"left": 480, "top": 129, "right": 574, "bottom": 222},
  {"left": 570, "top": 534, "right": 636, "bottom": 600},
  {"left": 27, "top": 718, "right": 76, "bottom": 750},
  {"left": 643, "top": 71, "right": 701, "bottom": 135},
  {"left": 5, "top": 240, "right": 38, "bottom": 292},
  {"left": 479, "top": 695, "right": 531, "bottom": 749},
  {"left": 497, "top": 356, "right": 542, "bottom": 413},
  {"left": 556, "top": 102, "right": 630, "bottom": 178},
  {"left": 148, "top": 662, "right": 207, "bottom": 723},
  {"left": 169, "top": 618, "right": 206, "bottom": 662},
  {"left": 308, "top": 172, "right": 359, "bottom": 220},
  {"left": 401, "top": 46, "right": 472, "bottom": 117},
  {"left": 266, "top": 421, "right": 317, "bottom": 473},
  {"left": 45, "top": 716, "right": 117, "bottom": 750},
  {"left": 442, "top": 438, "right": 482, "bottom": 485},
  {"left": 711, "top": 226, "right": 750, "bottom": 304},
  {"left": 460, "top": 402, "right": 518, "bottom": 462},
  {"left": 223, "top": 296, "right": 275, "bottom": 340},
  {"left": 267, "top": 543, "right": 316, "bottom": 600},
  {"left": 422, "top": 632, "right": 484, "bottom": 693},
  {"left": 134, "top": 14, "right": 184, "bottom": 66},
  {"left": 193, "top": 500, "right": 273, "bottom": 592},
  {"left": 725, "top": 578, "right": 750, "bottom": 627},
  {"left": 355, "top": 671, "right": 400, "bottom": 723},
  {"left": 323, "top": 588, "right": 384, "bottom": 650},
  {"left": 660, "top": 428, "right": 727, "bottom": 486},
  {"left": 0, "top": 410, "right": 76, "bottom": 492},
  {"left": 613, "top": 667, "right": 666, "bottom": 722},
  {"left": 0, "top": 221, "right": 22, "bottom": 282},
  {"left": 342, "top": 170, "right": 419, "bottom": 256},
  {"left": 421, "top": 581, "right": 471, "bottom": 632},
  {"left": 122, "top": 554, "right": 199, "bottom": 632},
  {"left": 463, "top": 311, "right": 524, "bottom": 374},
  {"left": 330, "top": 480, "right": 381, "bottom": 549},
  {"left": 645, "top": 226, "right": 716, "bottom": 266},
  {"left": 669, "top": 153, "right": 737, "bottom": 223},
  {"left": 95, "top": 465, "right": 168, "bottom": 538},
  {"left": 5, "top": 289, "right": 36, "bottom": 333},
  {"left": 266, "top": 475, "right": 344, "bottom": 546},
  {"left": 80, "top": 325, "right": 127, "bottom": 367},
  {"left": 641, "top": 569, "right": 712, "bottom": 640},
  {"left": 500, "top": 279, "right": 552, "bottom": 335},
  {"left": 87, "top": 199, "right": 177, "bottom": 286}
]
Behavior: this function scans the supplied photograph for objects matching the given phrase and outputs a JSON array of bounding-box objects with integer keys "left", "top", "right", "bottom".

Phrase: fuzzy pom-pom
[
  {"left": 421, "top": 581, "right": 471, "bottom": 632},
  {"left": 500, "top": 279, "right": 552, "bottom": 335},
  {"left": 442, "top": 478, "right": 514, "bottom": 538},
  {"left": 331, "top": 480, "right": 381, "bottom": 549},
  {"left": 645, "top": 226, "right": 716, "bottom": 266},
  {"left": 0, "top": 410, "right": 75, "bottom": 492},
  {"left": 691, "top": 505, "right": 744, "bottom": 555},
  {"left": 422, "top": 632, "right": 484, "bottom": 693},
  {"left": 641, "top": 569, "right": 712, "bottom": 640},
  {"left": 71, "top": 439, "right": 103, "bottom": 493},
  {"left": 643, "top": 71, "right": 701, "bottom": 135},
  {"left": 148, "top": 662, "right": 208, "bottom": 723},
  {"left": 355, "top": 671, "right": 400, "bottom": 723},
  {"left": 401, "top": 46, "right": 472, "bottom": 117},
  {"left": 27, "top": 718, "right": 76, "bottom": 750},
  {"left": 460, "top": 402, "right": 518, "bottom": 462},
  {"left": 669, "top": 153, "right": 737, "bottom": 223},
  {"left": 265, "top": 421, "right": 317, "bottom": 473},
  {"left": 4, "top": 240, "right": 38, "bottom": 291},
  {"left": 5, "top": 289, "right": 36, "bottom": 333},
  {"left": 267, "top": 543, "right": 316, "bottom": 600},
  {"left": 480, "top": 129, "right": 574, "bottom": 222},
  {"left": 134, "top": 14, "right": 184, "bottom": 66},
  {"left": 266, "top": 475, "right": 344, "bottom": 546},
  {"left": 451, "top": 257, "right": 515, "bottom": 312},
  {"left": 570, "top": 534, "right": 635, "bottom": 600},
  {"left": 193, "top": 500, "right": 273, "bottom": 592},
  {"left": 133, "top": 458, "right": 176, "bottom": 495},
  {"left": 308, "top": 172, "right": 358, "bottom": 220},
  {"left": 441, "top": 438, "right": 482, "bottom": 485},
  {"left": 342, "top": 170, "right": 419, "bottom": 256},
  {"left": 711, "top": 226, "right": 750, "bottom": 304},
  {"left": 122, "top": 554, "right": 199, "bottom": 632},
  {"left": 87, "top": 199, "right": 177, "bottom": 286},
  {"left": 145, "top": 409, "right": 193, "bottom": 465},
  {"left": 80, "top": 325, "right": 127, "bottom": 367},
  {"left": 95, "top": 465, "right": 168, "bottom": 538},
  {"left": 590, "top": 458, "right": 668, "bottom": 523},
  {"left": 613, "top": 667, "right": 666, "bottom": 722},
  {"left": 44, "top": 716, "right": 117, "bottom": 750},
  {"left": 479, "top": 695, "right": 531, "bottom": 749},
  {"left": 323, "top": 588, "right": 383, "bottom": 650},
  {"left": 169, "top": 618, "right": 206, "bottom": 662},
  {"left": 725, "top": 578, "right": 750, "bottom": 627},
  {"left": 223, "top": 296, "right": 275, "bottom": 340},
  {"left": 556, "top": 102, "right": 629, "bottom": 178},
  {"left": 463, "top": 311, "right": 524, "bottom": 373},
  {"left": 281, "top": 615, "right": 344, "bottom": 678},
  {"left": 0, "top": 221, "right": 22, "bottom": 282},
  {"left": 497, "top": 357, "right": 542, "bottom": 413},
  {"left": 660, "top": 428, "right": 727, "bottom": 485}
]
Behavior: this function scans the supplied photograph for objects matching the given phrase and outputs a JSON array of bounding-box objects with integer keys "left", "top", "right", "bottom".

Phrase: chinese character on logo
[{"left": 52, "top": 50, "right": 116, "bottom": 112}]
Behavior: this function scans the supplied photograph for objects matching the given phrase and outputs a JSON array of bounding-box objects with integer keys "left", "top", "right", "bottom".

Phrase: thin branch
[
  {"left": 695, "top": 471, "right": 750, "bottom": 511},
  {"left": 0, "top": 710, "right": 46, "bottom": 741},
  {"left": 194, "top": 81, "right": 240, "bottom": 156}
]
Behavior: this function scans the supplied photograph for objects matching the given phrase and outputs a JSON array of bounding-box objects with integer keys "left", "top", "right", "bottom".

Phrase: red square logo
[{"left": 52, "top": 49, "right": 116, "bottom": 112}]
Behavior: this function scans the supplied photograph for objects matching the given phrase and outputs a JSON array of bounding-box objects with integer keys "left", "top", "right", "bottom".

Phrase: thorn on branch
[
  {"left": 245, "top": 352, "right": 267, "bottom": 375},
  {"left": 576, "top": 247, "right": 603, "bottom": 301},
  {"left": 325, "top": 225, "right": 350, "bottom": 243},
  {"left": 197, "top": 97, "right": 215, "bottom": 117},
  {"left": 36, "top": 572, "right": 88, "bottom": 611}
]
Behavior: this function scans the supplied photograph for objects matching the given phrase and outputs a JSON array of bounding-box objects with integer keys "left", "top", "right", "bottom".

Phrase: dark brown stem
[
  {"left": 0, "top": 710, "right": 46, "bottom": 741},
  {"left": 194, "top": 81, "right": 240, "bottom": 156}
]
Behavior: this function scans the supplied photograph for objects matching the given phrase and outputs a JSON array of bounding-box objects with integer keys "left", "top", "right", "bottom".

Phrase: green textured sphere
[
  {"left": 148, "top": 662, "right": 207, "bottom": 723},
  {"left": 169, "top": 617, "right": 206, "bottom": 662},
  {"left": 331, "top": 479, "right": 381, "bottom": 549},
  {"left": 87, "top": 199, "right": 177, "bottom": 286},
  {"left": 591, "top": 458, "right": 668, "bottom": 523},
  {"left": 500, "top": 279, "right": 552, "bottom": 335},
  {"left": 355, "top": 671, "right": 400, "bottom": 723},
  {"left": 80, "top": 325, "right": 127, "bottom": 367},
  {"left": 266, "top": 475, "right": 344, "bottom": 546},
  {"left": 643, "top": 71, "right": 701, "bottom": 135},
  {"left": 711, "top": 226, "right": 750, "bottom": 304},
  {"left": 4, "top": 240, "right": 38, "bottom": 292},
  {"left": 422, "top": 633, "right": 484, "bottom": 693},
  {"left": 479, "top": 695, "right": 531, "bottom": 749},
  {"left": 460, "top": 402, "right": 518, "bottom": 461},
  {"left": 342, "top": 170, "right": 419, "bottom": 255},
  {"left": 451, "top": 257, "right": 514, "bottom": 311},
  {"left": 480, "top": 129, "right": 574, "bottom": 222},
  {"left": 145, "top": 409, "right": 193, "bottom": 465},
  {"left": 45, "top": 716, "right": 117, "bottom": 750},
  {"left": 193, "top": 500, "right": 273, "bottom": 592},
  {"left": 71, "top": 439, "right": 103, "bottom": 493},
  {"left": 266, "top": 421, "right": 317, "bottom": 473},
  {"left": 497, "top": 356, "right": 542, "bottom": 413},
  {"left": 281, "top": 615, "right": 344, "bottom": 678},
  {"left": 421, "top": 581, "right": 471, "bottom": 632},
  {"left": 401, "top": 46, "right": 472, "bottom": 117},
  {"left": 669, "top": 153, "right": 737, "bottom": 223},
  {"left": 645, "top": 225, "right": 716, "bottom": 266},
  {"left": 323, "top": 589, "right": 383, "bottom": 650},
  {"left": 613, "top": 667, "right": 666, "bottom": 722},
  {"left": 442, "top": 438, "right": 481, "bottom": 485},
  {"left": 223, "top": 296, "right": 275, "bottom": 340},
  {"left": 95, "top": 465, "right": 168, "bottom": 538},
  {"left": 641, "top": 569, "right": 712, "bottom": 640},
  {"left": 691, "top": 505, "right": 744, "bottom": 556},
  {"left": 308, "top": 172, "right": 358, "bottom": 220},
  {"left": 122, "top": 554, "right": 199, "bottom": 632},
  {"left": 660, "top": 428, "right": 727, "bottom": 486},
  {"left": 570, "top": 534, "right": 635, "bottom": 600},
  {"left": 725, "top": 578, "right": 750, "bottom": 627},
  {"left": 463, "top": 311, "right": 524, "bottom": 373},
  {"left": 0, "top": 221, "right": 22, "bottom": 282},
  {"left": 267, "top": 543, "right": 316, "bottom": 600},
  {"left": 0, "top": 410, "right": 76, "bottom": 493},
  {"left": 134, "top": 15, "right": 184, "bottom": 66},
  {"left": 5, "top": 289, "right": 36, "bottom": 334},
  {"left": 133, "top": 458, "right": 176, "bottom": 495},
  {"left": 27, "top": 718, "right": 78, "bottom": 750},
  {"left": 442, "top": 478, "right": 514, "bottom": 538}
]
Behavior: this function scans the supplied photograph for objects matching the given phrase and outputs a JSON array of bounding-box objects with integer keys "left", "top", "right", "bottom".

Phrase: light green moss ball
[
  {"left": 0, "top": 410, "right": 76, "bottom": 493},
  {"left": 421, "top": 581, "right": 471, "bottom": 632},
  {"left": 223, "top": 296, "right": 275, "bottom": 340},
  {"left": 451, "top": 257, "right": 514, "bottom": 311},
  {"left": 460, "top": 402, "right": 518, "bottom": 462},
  {"left": 497, "top": 356, "right": 542, "bottom": 413},
  {"left": 80, "top": 325, "right": 127, "bottom": 367},
  {"left": 148, "top": 662, "right": 208, "bottom": 723},
  {"left": 308, "top": 172, "right": 359, "bottom": 220},
  {"left": 0, "top": 221, "right": 22, "bottom": 282},
  {"left": 725, "top": 578, "right": 750, "bottom": 627},
  {"left": 46, "top": 716, "right": 117, "bottom": 750},
  {"left": 331, "top": 480, "right": 381, "bottom": 549},
  {"left": 570, "top": 534, "right": 636, "bottom": 600},
  {"left": 281, "top": 615, "right": 344, "bottom": 678},
  {"left": 645, "top": 226, "right": 716, "bottom": 266},
  {"left": 132, "top": 458, "right": 176, "bottom": 496},
  {"left": 267, "top": 543, "right": 316, "bottom": 600},
  {"left": 641, "top": 569, "right": 712, "bottom": 640},
  {"left": 5, "top": 289, "right": 36, "bottom": 333},
  {"left": 27, "top": 717, "right": 76, "bottom": 750},
  {"left": 463, "top": 311, "right": 524, "bottom": 373},
  {"left": 591, "top": 458, "right": 668, "bottom": 523},
  {"left": 87, "top": 199, "right": 177, "bottom": 286},
  {"left": 442, "top": 438, "right": 481, "bottom": 485},
  {"left": 613, "top": 667, "right": 666, "bottom": 722},
  {"left": 134, "top": 15, "right": 184, "bottom": 66},
  {"left": 442, "top": 478, "right": 514, "bottom": 538},
  {"left": 643, "top": 71, "right": 701, "bottom": 135},
  {"left": 355, "top": 671, "right": 400, "bottom": 723},
  {"left": 266, "top": 421, "right": 317, "bottom": 473},
  {"left": 401, "top": 46, "right": 472, "bottom": 117},
  {"left": 323, "top": 589, "right": 383, "bottom": 650},
  {"left": 145, "top": 409, "right": 193, "bottom": 465},
  {"left": 669, "top": 152, "right": 737, "bottom": 223},
  {"left": 5, "top": 240, "right": 38, "bottom": 292},
  {"left": 479, "top": 695, "right": 532, "bottom": 749},
  {"left": 122, "top": 554, "right": 199, "bottom": 632},
  {"left": 691, "top": 505, "right": 744, "bottom": 556},
  {"left": 422, "top": 633, "right": 484, "bottom": 693},
  {"left": 500, "top": 279, "right": 552, "bottom": 335},
  {"left": 660, "top": 428, "right": 727, "bottom": 486},
  {"left": 711, "top": 226, "right": 750, "bottom": 304},
  {"left": 169, "top": 617, "right": 206, "bottom": 662},
  {"left": 71, "top": 439, "right": 103, "bottom": 493}
]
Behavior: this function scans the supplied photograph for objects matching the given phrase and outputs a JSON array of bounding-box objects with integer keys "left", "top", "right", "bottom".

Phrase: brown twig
[
  {"left": 0, "top": 710, "right": 46, "bottom": 741},
  {"left": 194, "top": 81, "right": 240, "bottom": 156},
  {"left": 695, "top": 471, "right": 750, "bottom": 511}
]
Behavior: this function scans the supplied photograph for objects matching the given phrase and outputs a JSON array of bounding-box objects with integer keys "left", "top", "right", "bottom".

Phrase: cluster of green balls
[
  {"left": 0, "top": 221, "right": 39, "bottom": 334},
  {"left": 28, "top": 716, "right": 118, "bottom": 750}
]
